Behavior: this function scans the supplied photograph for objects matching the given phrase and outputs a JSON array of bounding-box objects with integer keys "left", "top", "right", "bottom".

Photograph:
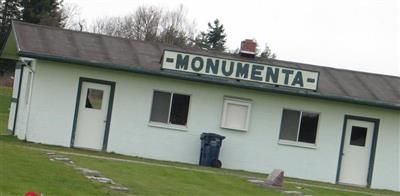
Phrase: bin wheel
[{"left": 212, "top": 159, "right": 222, "bottom": 168}]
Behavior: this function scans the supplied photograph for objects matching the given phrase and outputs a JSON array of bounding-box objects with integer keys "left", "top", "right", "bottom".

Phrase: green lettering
[
  {"left": 191, "top": 57, "right": 204, "bottom": 72},
  {"left": 250, "top": 64, "right": 264, "bottom": 81},
  {"left": 222, "top": 61, "right": 234, "bottom": 76},
  {"left": 176, "top": 54, "right": 189, "bottom": 70},
  {"left": 266, "top": 67, "right": 279, "bottom": 83},
  {"left": 206, "top": 59, "right": 219, "bottom": 74},
  {"left": 235, "top": 63, "right": 249, "bottom": 78},
  {"left": 292, "top": 71, "right": 304, "bottom": 87},
  {"left": 281, "top": 69, "right": 294, "bottom": 85}
]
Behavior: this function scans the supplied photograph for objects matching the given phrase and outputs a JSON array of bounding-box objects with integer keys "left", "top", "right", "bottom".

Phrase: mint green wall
[{"left": 16, "top": 59, "right": 400, "bottom": 191}]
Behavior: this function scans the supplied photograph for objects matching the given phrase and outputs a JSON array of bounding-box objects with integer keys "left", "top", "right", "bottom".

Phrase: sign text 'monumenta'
[{"left": 161, "top": 50, "right": 319, "bottom": 90}]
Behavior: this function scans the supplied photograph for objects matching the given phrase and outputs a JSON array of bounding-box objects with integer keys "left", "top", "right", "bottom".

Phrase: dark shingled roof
[{"left": 3, "top": 21, "right": 400, "bottom": 109}]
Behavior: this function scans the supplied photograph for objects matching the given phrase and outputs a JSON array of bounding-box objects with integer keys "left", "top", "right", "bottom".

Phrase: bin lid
[{"left": 200, "top": 132, "right": 226, "bottom": 140}]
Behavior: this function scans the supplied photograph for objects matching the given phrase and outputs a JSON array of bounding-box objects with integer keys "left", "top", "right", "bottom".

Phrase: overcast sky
[{"left": 65, "top": 0, "right": 399, "bottom": 76}]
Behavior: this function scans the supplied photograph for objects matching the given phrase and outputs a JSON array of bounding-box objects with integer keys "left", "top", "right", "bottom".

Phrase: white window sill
[
  {"left": 220, "top": 125, "right": 248, "bottom": 132},
  {"left": 148, "top": 122, "right": 188, "bottom": 132},
  {"left": 278, "top": 140, "right": 317, "bottom": 149}
]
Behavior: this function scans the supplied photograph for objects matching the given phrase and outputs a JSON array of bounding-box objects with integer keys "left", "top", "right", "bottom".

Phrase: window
[
  {"left": 350, "top": 126, "right": 367, "bottom": 146},
  {"left": 150, "top": 91, "right": 190, "bottom": 126},
  {"left": 279, "top": 109, "right": 319, "bottom": 144},
  {"left": 85, "top": 88, "right": 104, "bottom": 110},
  {"left": 221, "top": 98, "right": 251, "bottom": 131}
]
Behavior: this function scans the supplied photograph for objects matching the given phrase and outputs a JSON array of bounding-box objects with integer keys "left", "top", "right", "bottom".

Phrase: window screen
[
  {"left": 279, "top": 109, "right": 319, "bottom": 144},
  {"left": 150, "top": 91, "right": 190, "bottom": 126},
  {"left": 85, "top": 88, "right": 104, "bottom": 110},
  {"left": 350, "top": 126, "right": 367, "bottom": 146}
]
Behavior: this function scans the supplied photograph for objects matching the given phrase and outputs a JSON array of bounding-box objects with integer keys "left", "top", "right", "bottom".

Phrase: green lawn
[
  {"left": 0, "top": 85, "right": 398, "bottom": 195},
  {"left": 1, "top": 136, "right": 398, "bottom": 196},
  {"left": 0, "top": 137, "right": 115, "bottom": 195},
  {"left": 0, "top": 86, "right": 12, "bottom": 135}
]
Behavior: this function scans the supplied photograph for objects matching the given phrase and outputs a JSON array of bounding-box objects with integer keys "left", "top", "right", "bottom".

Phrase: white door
[
  {"left": 74, "top": 82, "right": 111, "bottom": 150},
  {"left": 339, "top": 119, "right": 374, "bottom": 186}
]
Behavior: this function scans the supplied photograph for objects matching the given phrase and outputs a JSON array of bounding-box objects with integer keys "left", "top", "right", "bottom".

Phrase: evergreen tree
[
  {"left": 0, "top": 0, "right": 23, "bottom": 42},
  {"left": 22, "top": 0, "right": 64, "bottom": 27},
  {"left": 206, "top": 19, "right": 226, "bottom": 51},
  {"left": 194, "top": 19, "right": 227, "bottom": 51}
]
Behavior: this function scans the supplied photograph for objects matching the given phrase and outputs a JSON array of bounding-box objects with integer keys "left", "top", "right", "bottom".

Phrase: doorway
[
  {"left": 70, "top": 77, "right": 115, "bottom": 151},
  {"left": 337, "top": 115, "right": 379, "bottom": 187}
]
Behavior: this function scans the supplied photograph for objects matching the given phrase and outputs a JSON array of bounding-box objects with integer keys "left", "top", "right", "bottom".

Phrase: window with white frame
[
  {"left": 149, "top": 91, "right": 190, "bottom": 126},
  {"left": 221, "top": 98, "right": 251, "bottom": 131},
  {"left": 279, "top": 109, "right": 319, "bottom": 144}
]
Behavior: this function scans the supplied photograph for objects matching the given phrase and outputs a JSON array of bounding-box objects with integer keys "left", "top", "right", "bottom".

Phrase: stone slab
[{"left": 265, "top": 169, "right": 284, "bottom": 187}]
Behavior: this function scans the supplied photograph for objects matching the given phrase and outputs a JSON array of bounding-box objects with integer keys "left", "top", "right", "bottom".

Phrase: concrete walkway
[{"left": 24, "top": 146, "right": 394, "bottom": 196}]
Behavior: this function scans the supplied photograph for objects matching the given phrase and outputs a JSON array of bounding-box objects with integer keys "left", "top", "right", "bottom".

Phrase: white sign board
[{"left": 161, "top": 50, "right": 319, "bottom": 90}]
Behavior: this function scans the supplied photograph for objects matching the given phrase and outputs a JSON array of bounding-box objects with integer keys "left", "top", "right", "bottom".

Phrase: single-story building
[{"left": 1, "top": 21, "right": 399, "bottom": 191}]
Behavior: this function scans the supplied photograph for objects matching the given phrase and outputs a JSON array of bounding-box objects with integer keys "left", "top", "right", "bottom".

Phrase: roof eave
[{"left": 18, "top": 51, "right": 400, "bottom": 110}]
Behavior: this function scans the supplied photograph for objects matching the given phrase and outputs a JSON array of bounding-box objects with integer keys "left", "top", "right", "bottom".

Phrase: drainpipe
[
  {"left": 22, "top": 59, "right": 35, "bottom": 140},
  {"left": 11, "top": 61, "right": 24, "bottom": 135},
  {"left": 12, "top": 58, "right": 35, "bottom": 138}
]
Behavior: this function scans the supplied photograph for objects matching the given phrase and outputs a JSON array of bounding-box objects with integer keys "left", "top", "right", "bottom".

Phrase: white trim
[
  {"left": 296, "top": 111, "right": 303, "bottom": 141},
  {"left": 148, "top": 89, "right": 192, "bottom": 127},
  {"left": 239, "top": 50, "right": 256, "bottom": 55},
  {"left": 279, "top": 108, "right": 321, "bottom": 146},
  {"left": 221, "top": 97, "right": 252, "bottom": 131},
  {"left": 167, "top": 92, "right": 173, "bottom": 123},
  {"left": 278, "top": 139, "right": 317, "bottom": 149},
  {"left": 148, "top": 121, "right": 188, "bottom": 132}
]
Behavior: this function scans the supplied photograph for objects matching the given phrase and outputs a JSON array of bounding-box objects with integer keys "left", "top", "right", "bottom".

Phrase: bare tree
[
  {"left": 91, "top": 16, "right": 124, "bottom": 37},
  {"left": 131, "top": 6, "right": 161, "bottom": 41},
  {"left": 89, "top": 5, "right": 197, "bottom": 47},
  {"left": 91, "top": 6, "right": 161, "bottom": 41},
  {"left": 119, "top": 14, "right": 136, "bottom": 39},
  {"left": 159, "top": 4, "right": 197, "bottom": 47},
  {"left": 61, "top": 3, "right": 87, "bottom": 31}
]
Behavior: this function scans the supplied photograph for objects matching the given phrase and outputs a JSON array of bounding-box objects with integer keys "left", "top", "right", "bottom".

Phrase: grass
[
  {"left": 0, "top": 137, "right": 282, "bottom": 195},
  {"left": 0, "top": 138, "right": 115, "bottom": 195},
  {"left": 73, "top": 156, "right": 282, "bottom": 195},
  {"left": 0, "top": 85, "right": 398, "bottom": 195},
  {"left": 0, "top": 86, "right": 12, "bottom": 135},
  {"left": 1, "top": 136, "right": 398, "bottom": 196}
]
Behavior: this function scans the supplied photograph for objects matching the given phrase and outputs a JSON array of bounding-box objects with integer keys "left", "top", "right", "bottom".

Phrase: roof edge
[
  {"left": 11, "top": 20, "right": 399, "bottom": 79},
  {"left": 18, "top": 51, "right": 400, "bottom": 110}
]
